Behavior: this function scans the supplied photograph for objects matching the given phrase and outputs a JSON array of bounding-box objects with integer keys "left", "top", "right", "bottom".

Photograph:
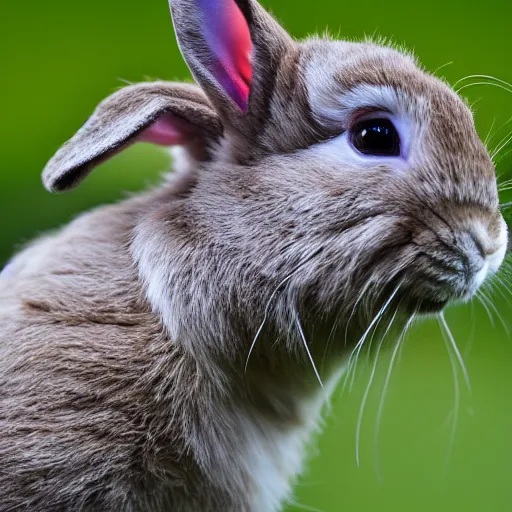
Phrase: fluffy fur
[{"left": 0, "top": 0, "right": 508, "bottom": 510}]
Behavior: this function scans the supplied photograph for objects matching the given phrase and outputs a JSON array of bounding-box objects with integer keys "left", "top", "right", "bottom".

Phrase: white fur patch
[
  {"left": 488, "top": 216, "right": 508, "bottom": 273},
  {"left": 245, "top": 368, "right": 344, "bottom": 512},
  {"left": 169, "top": 146, "right": 197, "bottom": 176}
]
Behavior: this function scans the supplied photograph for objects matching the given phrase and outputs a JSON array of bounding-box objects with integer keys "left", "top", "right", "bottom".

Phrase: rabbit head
[{"left": 43, "top": 0, "right": 508, "bottom": 359}]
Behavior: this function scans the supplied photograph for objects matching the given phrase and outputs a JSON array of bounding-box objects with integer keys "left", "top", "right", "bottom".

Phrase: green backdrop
[{"left": 3, "top": 1, "right": 512, "bottom": 511}]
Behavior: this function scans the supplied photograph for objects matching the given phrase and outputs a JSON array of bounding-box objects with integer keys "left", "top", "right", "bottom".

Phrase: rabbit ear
[
  {"left": 169, "top": 0, "right": 294, "bottom": 121},
  {"left": 42, "top": 82, "right": 222, "bottom": 192}
]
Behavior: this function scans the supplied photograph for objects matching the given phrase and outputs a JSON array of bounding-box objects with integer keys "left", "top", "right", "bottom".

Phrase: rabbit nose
[
  {"left": 462, "top": 220, "right": 507, "bottom": 279},
  {"left": 465, "top": 231, "right": 492, "bottom": 260}
]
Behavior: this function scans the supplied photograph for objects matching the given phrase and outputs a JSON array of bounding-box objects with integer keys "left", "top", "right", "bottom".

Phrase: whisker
[
  {"left": 116, "top": 77, "right": 135, "bottom": 85},
  {"left": 499, "top": 264, "right": 512, "bottom": 286},
  {"left": 484, "top": 117, "right": 497, "bottom": 149},
  {"left": 348, "top": 309, "right": 387, "bottom": 392},
  {"left": 343, "top": 285, "right": 401, "bottom": 395},
  {"left": 321, "top": 306, "right": 342, "bottom": 374},
  {"left": 439, "top": 312, "right": 471, "bottom": 393},
  {"left": 374, "top": 313, "right": 416, "bottom": 480},
  {"left": 499, "top": 177, "right": 512, "bottom": 186},
  {"left": 490, "top": 273, "right": 512, "bottom": 305},
  {"left": 432, "top": 61, "right": 453, "bottom": 76},
  {"left": 244, "top": 249, "right": 322, "bottom": 373},
  {"left": 344, "top": 280, "right": 373, "bottom": 347},
  {"left": 295, "top": 312, "right": 323, "bottom": 388},
  {"left": 476, "top": 291, "right": 495, "bottom": 328},
  {"left": 438, "top": 313, "right": 461, "bottom": 473},
  {"left": 499, "top": 180, "right": 512, "bottom": 191},
  {"left": 479, "top": 287, "right": 510, "bottom": 335},
  {"left": 456, "top": 81, "right": 512, "bottom": 96},
  {"left": 287, "top": 499, "right": 326, "bottom": 512},
  {"left": 498, "top": 180, "right": 512, "bottom": 190},
  {"left": 495, "top": 149, "right": 512, "bottom": 166},
  {"left": 463, "top": 300, "right": 477, "bottom": 360},
  {"left": 491, "top": 121, "right": 512, "bottom": 159},
  {"left": 454, "top": 74, "right": 512, "bottom": 91},
  {"left": 491, "top": 131, "right": 512, "bottom": 161},
  {"left": 355, "top": 306, "right": 399, "bottom": 467}
]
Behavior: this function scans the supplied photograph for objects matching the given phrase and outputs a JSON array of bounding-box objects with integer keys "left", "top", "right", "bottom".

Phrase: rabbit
[{"left": 0, "top": 0, "right": 508, "bottom": 510}]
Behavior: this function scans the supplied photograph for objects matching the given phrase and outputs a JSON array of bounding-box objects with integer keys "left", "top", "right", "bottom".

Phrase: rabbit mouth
[
  {"left": 399, "top": 258, "right": 487, "bottom": 315},
  {"left": 403, "top": 256, "right": 491, "bottom": 315},
  {"left": 408, "top": 296, "right": 449, "bottom": 315},
  {"left": 400, "top": 220, "right": 508, "bottom": 315}
]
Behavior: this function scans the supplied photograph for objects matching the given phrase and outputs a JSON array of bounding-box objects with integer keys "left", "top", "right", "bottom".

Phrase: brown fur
[{"left": 0, "top": 0, "right": 507, "bottom": 510}]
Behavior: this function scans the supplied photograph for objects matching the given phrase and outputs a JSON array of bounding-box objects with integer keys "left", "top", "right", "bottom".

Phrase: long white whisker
[
  {"left": 287, "top": 499, "right": 326, "bottom": 512},
  {"left": 343, "top": 285, "right": 401, "bottom": 395},
  {"left": 464, "top": 300, "right": 477, "bottom": 360},
  {"left": 476, "top": 291, "right": 495, "bottom": 328},
  {"left": 245, "top": 275, "right": 292, "bottom": 373},
  {"left": 491, "top": 119, "right": 512, "bottom": 157},
  {"left": 480, "top": 286, "right": 510, "bottom": 335},
  {"left": 245, "top": 250, "right": 322, "bottom": 373},
  {"left": 438, "top": 312, "right": 462, "bottom": 473},
  {"left": 498, "top": 169, "right": 512, "bottom": 183},
  {"left": 295, "top": 313, "right": 323, "bottom": 388},
  {"left": 499, "top": 173, "right": 512, "bottom": 185},
  {"left": 456, "top": 81, "right": 512, "bottom": 96},
  {"left": 453, "top": 74, "right": 512, "bottom": 91},
  {"left": 492, "top": 131, "right": 512, "bottom": 161},
  {"left": 499, "top": 174, "right": 512, "bottom": 185},
  {"left": 491, "top": 274, "right": 512, "bottom": 305},
  {"left": 495, "top": 149, "right": 512, "bottom": 166},
  {"left": 498, "top": 180, "right": 512, "bottom": 191},
  {"left": 432, "top": 61, "right": 453, "bottom": 76},
  {"left": 439, "top": 312, "right": 471, "bottom": 393},
  {"left": 355, "top": 306, "right": 399, "bottom": 467},
  {"left": 344, "top": 280, "right": 373, "bottom": 346},
  {"left": 374, "top": 314, "right": 415, "bottom": 480},
  {"left": 322, "top": 303, "right": 346, "bottom": 373},
  {"left": 484, "top": 118, "right": 497, "bottom": 150},
  {"left": 348, "top": 307, "right": 388, "bottom": 392}
]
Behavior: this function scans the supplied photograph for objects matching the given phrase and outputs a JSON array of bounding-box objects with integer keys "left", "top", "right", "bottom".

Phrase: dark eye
[{"left": 350, "top": 118, "right": 400, "bottom": 156}]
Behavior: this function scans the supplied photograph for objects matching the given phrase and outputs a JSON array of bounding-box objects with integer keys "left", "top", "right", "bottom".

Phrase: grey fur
[
  {"left": 0, "top": 0, "right": 508, "bottom": 510},
  {"left": 43, "top": 82, "right": 221, "bottom": 192}
]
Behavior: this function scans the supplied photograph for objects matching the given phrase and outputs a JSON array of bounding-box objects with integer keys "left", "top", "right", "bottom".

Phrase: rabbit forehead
[
  {"left": 302, "top": 39, "right": 495, "bottom": 182},
  {"left": 308, "top": 82, "right": 430, "bottom": 128},
  {"left": 303, "top": 39, "right": 464, "bottom": 126}
]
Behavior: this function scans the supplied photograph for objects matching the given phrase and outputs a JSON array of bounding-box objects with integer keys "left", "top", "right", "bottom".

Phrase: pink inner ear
[
  {"left": 136, "top": 113, "right": 190, "bottom": 146},
  {"left": 222, "top": 0, "right": 252, "bottom": 91},
  {"left": 200, "top": 0, "right": 253, "bottom": 111}
]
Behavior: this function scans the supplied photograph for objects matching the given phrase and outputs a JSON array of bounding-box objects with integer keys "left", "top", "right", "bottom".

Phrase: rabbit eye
[{"left": 350, "top": 118, "right": 400, "bottom": 157}]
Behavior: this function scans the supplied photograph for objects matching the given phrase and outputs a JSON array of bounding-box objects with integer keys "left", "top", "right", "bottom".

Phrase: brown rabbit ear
[
  {"left": 169, "top": 0, "right": 294, "bottom": 127},
  {"left": 42, "top": 82, "right": 222, "bottom": 192}
]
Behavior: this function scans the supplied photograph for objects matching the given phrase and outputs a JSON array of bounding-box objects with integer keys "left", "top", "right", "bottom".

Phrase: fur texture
[{"left": 1, "top": 0, "right": 508, "bottom": 510}]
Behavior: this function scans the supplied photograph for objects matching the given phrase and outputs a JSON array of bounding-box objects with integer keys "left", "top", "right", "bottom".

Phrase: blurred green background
[{"left": 3, "top": 1, "right": 512, "bottom": 511}]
